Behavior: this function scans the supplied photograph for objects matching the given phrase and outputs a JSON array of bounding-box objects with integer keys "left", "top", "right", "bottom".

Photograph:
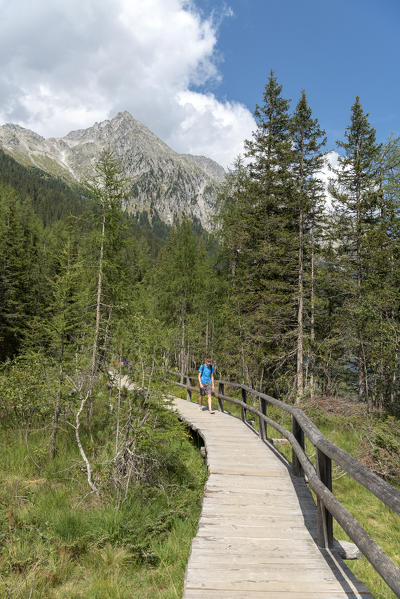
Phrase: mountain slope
[{"left": 0, "top": 112, "right": 225, "bottom": 230}]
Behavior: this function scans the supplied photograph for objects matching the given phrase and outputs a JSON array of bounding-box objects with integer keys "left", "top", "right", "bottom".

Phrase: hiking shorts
[{"left": 200, "top": 382, "right": 212, "bottom": 396}]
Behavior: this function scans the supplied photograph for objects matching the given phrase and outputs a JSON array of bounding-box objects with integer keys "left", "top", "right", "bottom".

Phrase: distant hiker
[{"left": 198, "top": 357, "right": 215, "bottom": 413}]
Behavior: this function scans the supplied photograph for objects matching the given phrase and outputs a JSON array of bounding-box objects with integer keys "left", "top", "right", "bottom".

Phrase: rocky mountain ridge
[{"left": 0, "top": 112, "right": 225, "bottom": 229}]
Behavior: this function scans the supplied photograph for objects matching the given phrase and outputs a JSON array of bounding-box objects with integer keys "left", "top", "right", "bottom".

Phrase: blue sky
[
  {"left": 195, "top": 0, "right": 400, "bottom": 150},
  {"left": 1, "top": 0, "right": 398, "bottom": 167}
]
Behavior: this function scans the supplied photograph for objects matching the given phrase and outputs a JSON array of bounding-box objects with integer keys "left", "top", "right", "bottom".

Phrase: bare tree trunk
[
  {"left": 356, "top": 187, "right": 367, "bottom": 405},
  {"left": 75, "top": 208, "right": 106, "bottom": 496},
  {"left": 296, "top": 136, "right": 305, "bottom": 405},
  {"left": 309, "top": 227, "right": 316, "bottom": 399},
  {"left": 75, "top": 397, "right": 99, "bottom": 495},
  {"left": 296, "top": 207, "right": 304, "bottom": 403},
  {"left": 180, "top": 304, "right": 186, "bottom": 383}
]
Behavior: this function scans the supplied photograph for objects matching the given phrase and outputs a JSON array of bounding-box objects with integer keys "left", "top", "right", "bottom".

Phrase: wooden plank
[
  {"left": 172, "top": 397, "right": 374, "bottom": 599},
  {"left": 184, "top": 591, "right": 373, "bottom": 598},
  {"left": 185, "top": 580, "right": 370, "bottom": 594}
]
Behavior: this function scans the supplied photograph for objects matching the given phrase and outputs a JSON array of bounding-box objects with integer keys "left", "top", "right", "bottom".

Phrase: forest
[{"left": 0, "top": 72, "right": 400, "bottom": 597}]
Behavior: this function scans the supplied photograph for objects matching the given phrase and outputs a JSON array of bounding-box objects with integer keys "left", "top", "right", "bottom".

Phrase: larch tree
[
  {"left": 44, "top": 236, "right": 88, "bottom": 458},
  {"left": 75, "top": 150, "right": 129, "bottom": 494}
]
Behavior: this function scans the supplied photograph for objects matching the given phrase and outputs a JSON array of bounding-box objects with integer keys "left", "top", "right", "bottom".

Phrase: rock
[
  {"left": 0, "top": 112, "right": 225, "bottom": 231},
  {"left": 332, "top": 539, "right": 363, "bottom": 560}
]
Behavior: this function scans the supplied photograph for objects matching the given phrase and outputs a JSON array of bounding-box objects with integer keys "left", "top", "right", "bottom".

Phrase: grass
[
  {"left": 169, "top": 381, "right": 400, "bottom": 599},
  {"left": 0, "top": 399, "right": 207, "bottom": 598},
  {"left": 7, "top": 379, "right": 395, "bottom": 598},
  {"left": 305, "top": 408, "right": 400, "bottom": 599}
]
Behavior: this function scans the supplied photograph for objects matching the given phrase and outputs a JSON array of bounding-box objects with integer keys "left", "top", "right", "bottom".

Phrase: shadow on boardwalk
[{"left": 173, "top": 396, "right": 374, "bottom": 599}]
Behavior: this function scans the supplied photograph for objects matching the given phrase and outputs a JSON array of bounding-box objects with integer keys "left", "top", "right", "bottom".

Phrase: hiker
[{"left": 198, "top": 357, "right": 215, "bottom": 413}]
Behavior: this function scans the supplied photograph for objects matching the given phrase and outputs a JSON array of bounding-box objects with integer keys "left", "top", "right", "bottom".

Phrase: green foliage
[
  {"left": 0, "top": 386, "right": 206, "bottom": 598},
  {"left": 0, "top": 352, "right": 57, "bottom": 426},
  {"left": 0, "top": 70, "right": 400, "bottom": 597},
  {"left": 0, "top": 185, "right": 48, "bottom": 360},
  {"left": 0, "top": 148, "right": 86, "bottom": 225},
  {"left": 326, "top": 101, "right": 400, "bottom": 409}
]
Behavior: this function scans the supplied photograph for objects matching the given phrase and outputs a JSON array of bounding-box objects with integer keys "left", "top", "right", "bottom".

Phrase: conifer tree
[
  {"left": 329, "top": 97, "right": 380, "bottom": 405},
  {"left": 44, "top": 237, "right": 88, "bottom": 457},
  {"left": 290, "top": 91, "right": 326, "bottom": 401},
  {"left": 363, "top": 136, "right": 400, "bottom": 410},
  {"left": 239, "top": 71, "right": 297, "bottom": 394},
  {"left": 152, "top": 220, "right": 205, "bottom": 380},
  {"left": 75, "top": 150, "right": 129, "bottom": 494},
  {"left": 0, "top": 186, "right": 45, "bottom": 360}
]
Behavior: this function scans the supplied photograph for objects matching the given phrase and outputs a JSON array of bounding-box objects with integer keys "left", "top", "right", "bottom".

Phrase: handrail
[
  {"left": 178, "top": 373, "right": 400, "bottom": 515},
  {"left": 169, "top": 372, "right": 400, "bottom": 597}
]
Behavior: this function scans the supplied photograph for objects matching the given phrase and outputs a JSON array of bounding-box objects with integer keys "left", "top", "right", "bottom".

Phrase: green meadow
[{"left": 0, "top": 395, "right": 207, "bottom": 599}]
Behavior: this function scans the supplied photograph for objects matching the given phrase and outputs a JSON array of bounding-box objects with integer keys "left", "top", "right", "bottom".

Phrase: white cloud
[
  {"left": 0, "top": 0, "right": 255, "bottom": 167},
  {"left": 318, "top": 150, "right": 340, "bottom": 211},
  {"left": 172, "top": 90, "right": 256, "bottom": 166}
]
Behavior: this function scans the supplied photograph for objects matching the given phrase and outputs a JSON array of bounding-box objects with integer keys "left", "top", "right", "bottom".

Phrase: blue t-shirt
[{"left": 199, "top": 363, "right": 214, "bottom": 384}]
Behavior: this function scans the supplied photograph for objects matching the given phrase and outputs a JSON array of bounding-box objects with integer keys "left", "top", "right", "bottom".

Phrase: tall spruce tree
[
  {"left": 329, "top": 97, "right": 380, "bottom": 405},
  {"left": 290, "top": 90, "right": 326, "bottom": 401},
  {"left": 363, "top": 136, "right": 400, "bottom": 410},
  {"left": 241, "top": 71, "right": 297, "bottom": 395},
  {"left": 0, "top": 185, "right": 46, "bottom": 360},
  {"left": 152, "top": 220, "right": 205, "bottom": 380},
  {"left": 218, "top": 158, "right": 257, "bottom": 381}
]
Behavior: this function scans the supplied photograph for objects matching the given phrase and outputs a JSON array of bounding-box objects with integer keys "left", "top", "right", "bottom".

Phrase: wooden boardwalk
[{"left": 173, "top": 396, "right": 374, "bottom": 599}]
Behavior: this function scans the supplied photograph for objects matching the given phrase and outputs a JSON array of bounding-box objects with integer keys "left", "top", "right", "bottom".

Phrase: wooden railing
[{"left": 170, "top": 372, "right": 400, "bottom": 597}]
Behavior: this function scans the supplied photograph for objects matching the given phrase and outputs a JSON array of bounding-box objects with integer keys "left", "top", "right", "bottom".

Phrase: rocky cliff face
[{"left": 0, "top": 112, "right": 225, "bottom": 230}]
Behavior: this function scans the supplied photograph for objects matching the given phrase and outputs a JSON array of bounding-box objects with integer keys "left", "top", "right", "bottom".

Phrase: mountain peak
[
  {"left": 112, "top": 111, "right": 135, "bottom": 123},
  {"left": 0, "top": 114, "right": 224, "bottom": 230}
]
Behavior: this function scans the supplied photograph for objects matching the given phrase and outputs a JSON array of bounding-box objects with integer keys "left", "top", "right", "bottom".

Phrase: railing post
[
  {"left": 292, "top": 416, "right": 305, "bottom": 477},
  {"left": 259, "top": 397, "right": 267, "bottom": 441},
  {"left": 316, "top": 448, "right": 333, "bottom": 548},
  {"left": 218, "top": 382, "right": 224, "bottom": 412},
  {"left": 241, "top": 387, "right": 247, "bottom": 421},
  {"left": 186, "top": 376, "right": 192, "bottom": 402}
]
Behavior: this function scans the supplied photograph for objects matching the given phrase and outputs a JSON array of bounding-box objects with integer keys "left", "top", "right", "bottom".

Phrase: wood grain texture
[{"left": 173, "top": 396, "right": 374, "bottom": 599}]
